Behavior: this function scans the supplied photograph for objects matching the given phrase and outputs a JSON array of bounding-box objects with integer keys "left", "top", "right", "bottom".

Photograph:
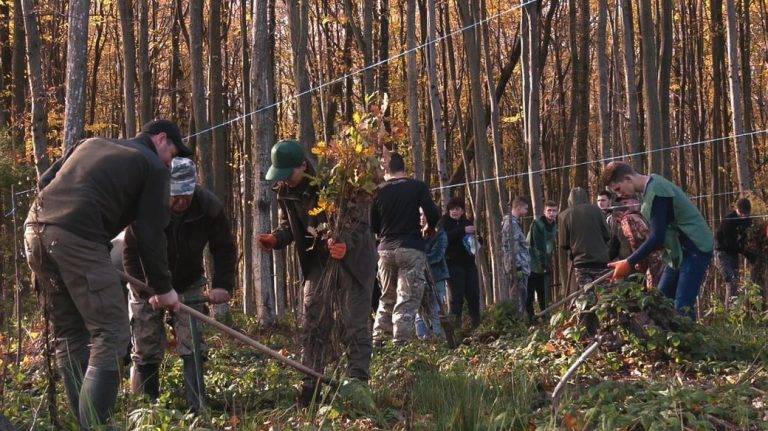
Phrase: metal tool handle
[{"left": 118, "top": 270, "right": 336, "bottom": 385}]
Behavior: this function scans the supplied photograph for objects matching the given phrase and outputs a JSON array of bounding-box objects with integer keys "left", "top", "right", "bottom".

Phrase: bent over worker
[
  {"left": 24, "top": 120, "right": 189, "bottom": 428},
  {"left": 123, "top": 157, "right": 236, "bottom": 412}
]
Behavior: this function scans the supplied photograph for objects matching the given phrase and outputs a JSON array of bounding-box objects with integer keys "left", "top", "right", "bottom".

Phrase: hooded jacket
[{"left": 558, "top": 187, "right": 610, "bottom": 268}]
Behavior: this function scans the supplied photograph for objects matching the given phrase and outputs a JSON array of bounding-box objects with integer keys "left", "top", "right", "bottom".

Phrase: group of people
[{"left": 21, "top": 119, "right": 755, "bottom": 429}]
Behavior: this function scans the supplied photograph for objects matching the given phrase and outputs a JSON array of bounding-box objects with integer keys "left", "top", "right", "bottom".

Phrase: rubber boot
[
  {"left": 181, "top": 355, "right": 205, "bottom": 413},
  {"left": 298, "top": 381, "right": 320, "bottom": 407},
  {"left": 78, "top": 367, "right": 120, "bottom": 430},
  {"left": 130, "top": 363, "right": 160, "bottom": 400},
  {"left": 58, "top": 355, "right": 89, "bottom": 424}
]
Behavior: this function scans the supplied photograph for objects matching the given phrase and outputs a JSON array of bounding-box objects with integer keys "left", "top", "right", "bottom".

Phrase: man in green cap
[
  {"left": 603, "top": 161, "right": 713, "bottom": 319},
  {"left": 258, "top": 139, "right": 377, "bottom": 405}
]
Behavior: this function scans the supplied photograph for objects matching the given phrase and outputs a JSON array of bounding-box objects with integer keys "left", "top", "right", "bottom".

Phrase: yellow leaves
[
  {"left": 311, "top": 141, "right": 327, "bottom": 156},
  {"left": 355, "top": 143, "right": 364, "bottom": 154},
  {"left": 308, "top": 197, "right": 335, "bottom": 217}
]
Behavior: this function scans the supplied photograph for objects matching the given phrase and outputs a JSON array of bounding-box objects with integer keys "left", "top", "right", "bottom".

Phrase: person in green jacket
[
  {"left": 603, "top": 161, "right": 713, "bottom": 319},
  {"left": 526, "top": 200, "right": 559, "bottom": 317}
]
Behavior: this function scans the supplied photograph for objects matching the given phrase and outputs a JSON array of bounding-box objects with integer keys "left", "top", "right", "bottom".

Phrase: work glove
[
  {"left": 327, "top": 239, "right": 347, "bottom": 260},
  {"left": 149, "top": 289, "right": 181, "bottom": 312},
  {"left": 208, "top": 288, "right": 231, "bottom": 304},
  {"left": 258, "top": 233, "right": 278, "bottom": 251},
  {"left": 608, "top": 259, "right": 632, "bottom": 281}
]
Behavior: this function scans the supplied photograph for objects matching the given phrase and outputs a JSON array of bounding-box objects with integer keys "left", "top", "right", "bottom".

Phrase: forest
[{"left": 1, "top": 0, "right": 768, "bottom": 429}]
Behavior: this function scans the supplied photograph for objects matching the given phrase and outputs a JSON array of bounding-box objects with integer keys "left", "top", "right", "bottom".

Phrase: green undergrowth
[{"left": 2, "top": 280, "right": 768, "bottom": 430}]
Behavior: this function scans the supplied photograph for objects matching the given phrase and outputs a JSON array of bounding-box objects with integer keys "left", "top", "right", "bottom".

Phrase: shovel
[{"left": 118, "top": 270, "right": 337, "bottom": 386}]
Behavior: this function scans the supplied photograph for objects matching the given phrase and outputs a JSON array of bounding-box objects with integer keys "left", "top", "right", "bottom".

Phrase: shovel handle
[{"left": 118, "top": 270, "right": 336, "bottom": 385}]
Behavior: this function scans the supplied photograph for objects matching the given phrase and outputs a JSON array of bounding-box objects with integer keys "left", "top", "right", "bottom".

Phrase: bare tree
[
  {"left": 596, "top": 0, "right": 612, "bottom": 161},
  {"left": 209, "top": 0, "right": 229, "bottom": 205},
  {"left": 406, "top": 0, "right": 423, "bottom": 180},
  {"left": 137, "top": 0, "right": 152, "bottom": 124},
  {"left": 10, "top": 0, "right": 25, "bottom": 148},
  {"left": 62, "top": 0, "right": 91, "bottom": 150},
  {"left": 620, "top": 0, "right": 643, "bottom": 170},
  {"left": 425, "top": 0, "right": 449, "bottom": 207},
  {"left": 658, "top": 0, "right": 673, "bottom": 175},
  {"left": 637, "top": 0, "right": 663, "bottom": 173},
  {"left": 724, "top": 0, "right": 752, "bottom": 192},
  {"left": 189, "top": 0, "right": 212, "bottom": 185},
  {"left": 457, "top": 0, "right": 508, "bottom": 303},
  {"left": 20, "top": 0, "right": 49, "bottom": 177},
  {"left": 287, "top": 0, "right": 316, "bottom": 149},
  {"left": 117, "top": 0, "right": 137, "bottom": 136},
  {"left": 250, "top": 0, "right": 276, "bottom": 323}
]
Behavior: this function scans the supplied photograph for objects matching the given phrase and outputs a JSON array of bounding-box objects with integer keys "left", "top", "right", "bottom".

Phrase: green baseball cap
[{"left": 266, "top": 139, "right": 306, "bottom": 181}]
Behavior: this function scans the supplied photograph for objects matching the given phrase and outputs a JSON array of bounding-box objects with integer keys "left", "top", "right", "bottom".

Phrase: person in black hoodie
[
  {"left": 439, "top": 197, "right": 481, "bottom": 328},
  {"left": 715, "top": 198, "right": 754, "bottom": 305}
]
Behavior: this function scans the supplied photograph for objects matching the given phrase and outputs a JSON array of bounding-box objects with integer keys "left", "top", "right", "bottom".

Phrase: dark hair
[
  {"left": 545, "top": 200, "right": 558, "bottom": 208},
  {"left": 601, "top": 161, "right": 637, "bottom": 186},
  {"left": 447, "top": 197, "right": 465, "bottom": 211},
  {"left": 598, "top": 190, "right": 613, "bottom": 199},
  {"left": 510, "top": 196, "right": 529, "bottom": 209},
  {"left": 736, "top": 198, "right": 752, "bottom": 214},
  {"left": 387, "top": 152, "right": 406, "bottom": 173}
]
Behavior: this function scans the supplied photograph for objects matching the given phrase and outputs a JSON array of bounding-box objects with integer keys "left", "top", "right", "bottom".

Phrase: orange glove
[
  {"left": 608, "top": 259, "right": 632, "bottom": 281},
  {"left": 327, "top": 239, "right": 347, "bottom": 260},
  {"left": 258, "top": 233, "right": 278, "bottom": 250}
]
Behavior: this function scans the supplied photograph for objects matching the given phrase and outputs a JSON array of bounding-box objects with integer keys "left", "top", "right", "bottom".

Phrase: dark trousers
[
  {"left": 659, "top": 247, "right": 712, "bottom": 320},
  {"left": 526, "top": 272, "right": 548, "bottom": 317},
  {"left": 446, "top": 261, "right": 481, "bottom": 326}
]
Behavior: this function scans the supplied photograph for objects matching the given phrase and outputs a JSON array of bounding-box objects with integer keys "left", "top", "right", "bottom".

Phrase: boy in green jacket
[{"left": 603, "top": 162, "right": 713, "bottom": 319}]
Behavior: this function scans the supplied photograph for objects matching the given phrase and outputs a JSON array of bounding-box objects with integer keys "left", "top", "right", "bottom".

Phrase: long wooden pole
[{"left": 117, "top": 270, "right": 335, "bottom": 385}]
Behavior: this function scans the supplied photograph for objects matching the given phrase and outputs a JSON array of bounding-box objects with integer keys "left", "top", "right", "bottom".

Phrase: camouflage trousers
[
  {"left": 128, "top": 278, "right": 208, "bottom": 365},
  {"left": 373, "top": 248, "right": 428, "bottom": 344},
  {"left": 574, "top": 266, "right": 610, "bottom": 289},
  {"left": 24, "top": 224, "right": 130, "bottom": 371}
]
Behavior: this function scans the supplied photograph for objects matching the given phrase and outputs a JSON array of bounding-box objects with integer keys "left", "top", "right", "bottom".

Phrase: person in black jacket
[
  {"left": 123, "top": 158, "right": 236, "bottom": 412},
  {"left": 715, "top": 198, "right": 754, "bottom": 305},
  {"left": 438, "top": 197, "right": 481, "bottom": 328},
  {"left": 372, "top": 153, "right": 440, "bottom": 345}
]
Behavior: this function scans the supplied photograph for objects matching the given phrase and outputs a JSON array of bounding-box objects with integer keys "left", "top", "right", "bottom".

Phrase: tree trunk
[
  {"left": 137, "top": 0, "right": 152, "bottom": 125},
  {"left": 287, "top": 0, "right": 316, "bottom": 150},
  {"left": 523, "top": 1, "right": 544, "bottom": 216},
  {"left": 457, "top": 0, "right": 508, "bottom": 303},
  {"left": 425, "top": 0, "right": 448, "bottom": 208},
  {"left": 570, "top": 0, "right": 590, "bottom": 187},
  {"left": 597, "top": 0, "right": 612, "bottom": 162},
  {"left": 209, "top": 0, "right": 230, "bottom": 206},
  {"left": 620, "top": 0, "right": 643, "bottom": 170},
  {"left": 479, "top": 0, "right": 507, "bottom": 215},
  {"left": 250, "top": 0, "right": 276, "bottom": 324},
  {"left": 658, "top": 0, "right": 673, "bottom": 176},
  {"left": 20, "top": 0, "right": 49, "bottom": 178},
  {"left": 87, "top": 1, "right": 105, "bottom": 128},
  {"left": 378, "top": 0, "right": 390, "bottom": 98},
  {"left": 10, "top": 0, "right": 25, "bottom": 149},
  {"left": 406, "top": 0, "right": 423, "bottom": 180},
  {"left": 738, "top": 0, "right": 755, "bottom": 162},
  {"left": 240, "top": 0, "right": 254, "bottom": 316},
  {"left": 711, "top": 0, "right": 728, "bottom": 219},
  {"left": 0, "top": 0, "right": 10, "bottom": 127},
  {"left": 117, "top": 0, "right": 138, "bottom": 136},
  {"left": 637, "top": 0, "right": 663, "bottom": 173},
  {"left": 189, "top": 0, "right": 212, "bottom": 185},
  {"left": 724, "top": 0, "right": 753, "bottom": 193},
  {"left": 63, "top": 0, "right": 91, "bottom": 150}
]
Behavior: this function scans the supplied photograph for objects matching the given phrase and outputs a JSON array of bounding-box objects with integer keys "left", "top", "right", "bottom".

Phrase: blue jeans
[
  {"left": 658, "top": 247, "right": 712, "bottom": 320},
  {"left": 415, "top": 280, "right": 447, "bottom": 339}
]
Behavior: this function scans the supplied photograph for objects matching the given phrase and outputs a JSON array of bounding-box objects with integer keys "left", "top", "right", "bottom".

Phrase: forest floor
[{"left": 2, "top": 279, "right": 768, "bottom": 430}]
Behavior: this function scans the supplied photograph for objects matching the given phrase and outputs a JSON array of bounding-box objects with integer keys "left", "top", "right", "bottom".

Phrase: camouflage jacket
[{"left": 502, "top": 214, "right": 531, "bottom": 276}]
